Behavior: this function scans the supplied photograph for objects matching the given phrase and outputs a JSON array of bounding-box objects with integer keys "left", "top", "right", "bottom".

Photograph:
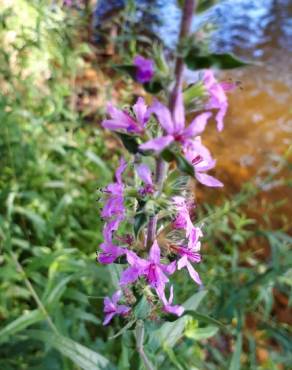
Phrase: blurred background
[{"left": 0, "top": 0, "right": 291, "bottom": 369}]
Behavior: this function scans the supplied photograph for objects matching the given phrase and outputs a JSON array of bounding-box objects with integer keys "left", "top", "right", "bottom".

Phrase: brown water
[{"left": 198, "top": 2, "right": 292, "bottom": 230}]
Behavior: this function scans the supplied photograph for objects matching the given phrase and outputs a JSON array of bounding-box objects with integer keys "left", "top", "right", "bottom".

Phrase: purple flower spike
[
  {"left": 120, "top": 241, "right": 176, "bottom": 292},
  {"left": 139, "top": 91, "right": 212, "bottom": 153},
  {"left": 203, "top": 70, "right": 234, "bottom": 132},
  {"left": 133, "top": 55, "right": 155, "bottom": 83},
  {"left": 103, "top": 291, "right": 130, "bottom": 325},
  {"left": 102, "top": 97, "right": 150, "bottom": 134},
  {"left": 157, "top": 286, "right": 184, "bottom": 316}
]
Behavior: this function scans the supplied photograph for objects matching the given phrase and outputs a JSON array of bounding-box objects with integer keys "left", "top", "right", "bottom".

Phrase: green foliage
[{"left": 0, "top": 1, "right": 291, "bottom": 370}]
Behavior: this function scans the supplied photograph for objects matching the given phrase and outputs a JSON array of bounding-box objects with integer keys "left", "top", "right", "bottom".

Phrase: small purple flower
[
  {"left": 157, "top": 285, "right": 184, "bottom": 316},
  {"left": 139, "top": 92, "right": 212, "bottom": 153},
  {"left": 98, "top": 221, "right": 126, "bottom": 264},
  {"left": 103, "top": 291, "right": 130, "bottom": 325},
  {"left": 101, "top": 159, "right": 127, "bottom": 219},
  {"left": 102, "top": 97, "right": 150, "bottom": 134},
  {"left": 184, "top": 139, "right": 223, "bottom": 188},
  {"left": 133, "top": 55, "right": 155, "bottom": 83},
  {"left": 203, "top": 70, "right": 234, "bottom": 132},
  {"left": 173, "top": 196, "right": 203, "bottom": 249},
  {"left": 136, "top": 163, "right": 154, "bottom": 195},
  {"left": 120, "top": 240, "right": 176, "bottom": 292},
  {"left": 177, "top": 252, "right": 202, "bottom": 285}
]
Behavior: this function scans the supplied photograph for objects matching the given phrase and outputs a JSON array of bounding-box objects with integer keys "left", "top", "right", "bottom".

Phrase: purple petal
[
  {"left": 136, "top": 164, "right": 153, "bottom": 186},
  {"left": 177, "top": 255, "right": 188, "bottom": 270},
  {"left": 184, "top": 112, "right": 212, "bottom": 137},
  {"left": 111, "top": 290, "right": 122, "bottom": 304},
  {"left": 164, "top": 303, "right": 184, "bottom": 316},
  {"left": 133, "top": 55, "right": 154, "bottom": 83},
  {"left": 162, "top": 260, "right": 177, "bottom": 275},
  {"left": 149, "top": 240, "right": 161, "bottom": 264},
  {"left": 103, "top": 312, "right": 115, "bottom": 326},
  {"left": 186, "top": 262, "right": 202, "bottom": 285},
  {"left": 120, "top": 266, "right": 141, "bottom": 285},
  {"left": 215, "top": 103, "right": 227, "bottom": 132},
  {"left": 173, "top": 91, "right": 185, "bottom": 133},
  {"left": 150, "top": 100, "right": 174, "bottom": 134},
  {"left": 115, "top": 158, "right": 127, "bottom": 184},
  {"left": 139, "top": 135, "right": 174, "bottom": 153},
  {"left": 133, "top": 97, "right": 149, "bottom": 126},
  {"left": 116, "top": 305, "right": 131, "bottom": 315},
  {"left": 195, "top": 172, "right": 224, "bottom": 187}
]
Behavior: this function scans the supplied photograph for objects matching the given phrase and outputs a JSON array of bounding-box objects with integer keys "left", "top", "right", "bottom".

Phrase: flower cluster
[{"left": 98, "top": 67, "right": 232, "bottom": 325}]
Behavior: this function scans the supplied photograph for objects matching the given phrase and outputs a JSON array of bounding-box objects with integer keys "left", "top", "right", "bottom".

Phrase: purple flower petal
[
  {"left": 103, "top": 312, "right": 115, "bottom": 326},
  {"left": 133, "top": 97, "right": 149, "bottom": 127},
  {"left": 139, "top": 135, "right": 174, "bottom": 152},
  {"left": 184, "top": 112, "right": 212, "bottom": 137},
  {"left": 149, "top": 240, "right": 161, "bottom": 264},
  {"left": 173, "top": 91, "right": 185, "bottom": 133},
  {"left": 120, "top": 266, "right": 142, "bottom": 285},
  {"left": 150, "top": 100, "right": 174, "bottom": 134},
  {"left": 136, "top": 164, "right": 153, "bottom": 186},
  {"left": 195, "top": 172, "right": 224, "bottom": 187},
  {"left": 186, "top": 261, "right": 202, "bottom": 285},
  {"left": 133, "top": 55, "right": 154, "bottom": 83}
]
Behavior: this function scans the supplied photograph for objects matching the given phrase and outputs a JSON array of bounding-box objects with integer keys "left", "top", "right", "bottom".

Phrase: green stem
[
  {"left": 135, "top": 320, "right": 155, "bottom": 370},
  {"left": 10, "top": 252, "right": 58, "bottom": 334},
  {"left": 145, "top": 0, "right": 197, "bottom": 249}
]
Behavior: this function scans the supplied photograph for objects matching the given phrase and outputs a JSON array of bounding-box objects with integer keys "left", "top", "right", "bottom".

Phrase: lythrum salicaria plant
[{"left": 98, "top": 1, "right": 234, "bottom": 368}]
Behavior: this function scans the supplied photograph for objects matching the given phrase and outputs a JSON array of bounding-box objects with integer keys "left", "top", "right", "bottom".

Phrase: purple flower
[
  {"left": 203, "top": 70, "right": 234, "bottom": 132},
  {"left": 173, "top": 196, "right": 203, "bottom": 249},
  {"left": 184, "top": 139, "right": 223, "bottom": 187},
  {"left": 136, "top": 163, "right": 154, "bottom": 195},
  {"left": 139, "top": 92, "right": 211, "bottom": 153},
  {"left": 133, "top": 55, "right": 155, "bottom": 83},
  {"left": 102, "top": 97, "right": 150, "bottom": 134},
  {"left": 177, "top": 252, "right": 202, "bottom": 285},
  {"left": 98, "top": 221, "right": 126, "bottom": 264},
  {"left": 103, "top": 291, "right": 130, "bottom": 325},
  {"left": 157, "top": 286, "right": 184, "bottom": 316},
  {"left": 120, "top": 240, "right": 176, "bottom": 292},
  {"left": 101, "top": 159, "right": 127, "bottom": 219}
]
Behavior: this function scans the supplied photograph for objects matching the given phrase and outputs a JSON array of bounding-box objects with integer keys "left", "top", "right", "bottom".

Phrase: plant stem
[
  {"left": 145, "top": 0, "right": 197, "bottom": 249},
  {"left": 10, "top": 252, "right": 58, "bottom": 334},
  {"left": 135, "top": 320, "right": 154, "bottom": 370}
]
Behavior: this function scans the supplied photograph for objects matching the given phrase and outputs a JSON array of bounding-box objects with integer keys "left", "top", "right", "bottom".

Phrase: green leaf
[
  {"left": 185, "top": 50, "right": 248, "bottom": 70},
  {"left": 161, "top": 149, "right": 195, "bottom": 177},
  {"left": 134, "top": 296, "right": 151, "bottom": 320},
  {"left": 112, "top": 64, "right": 136, "bottom": 79},
  {"left": 109, "top": 319, "right": 136, "bottom": 340},
  {"left": 150, "top": 290, "right": 208, "bottom": 348},
  {"left": 27, "top": 330, "right": 114, "bottom": 370},
  {"left": 117, "top": 133, "right": 140, "bottom": 154},
  {"left": 229, "top": 333, "right": 242, "bottom": 370},
  {"left": 185, "top": 325, "right": 219, "bottom": 340},
  {"left": 144, "top": 80, "right": 163, "bottom": 94},
  {"left": 183, "top": 311, "right": 224, "bottom": 327},
  {"left": 197, "top": 0, "right": 218, "bottom": 13},
  {"left": 133, "top": 212, "right": 148, "bottom": 238},
  {"left": 0, "top": 309, "right": 45, "bottom": 343}
]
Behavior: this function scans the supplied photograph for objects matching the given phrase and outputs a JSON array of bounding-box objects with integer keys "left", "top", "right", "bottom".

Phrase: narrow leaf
[
  {"left": 27, "top": 330, "right": 114, "bottom": 370},
  {"left": 0, "top": 310, "right": 45, "bottom": 342}
]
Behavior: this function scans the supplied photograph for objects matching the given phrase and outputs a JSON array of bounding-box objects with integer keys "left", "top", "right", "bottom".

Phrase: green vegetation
[{"left": 0, "top": 1, "right": 291, "bottom": 369}]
